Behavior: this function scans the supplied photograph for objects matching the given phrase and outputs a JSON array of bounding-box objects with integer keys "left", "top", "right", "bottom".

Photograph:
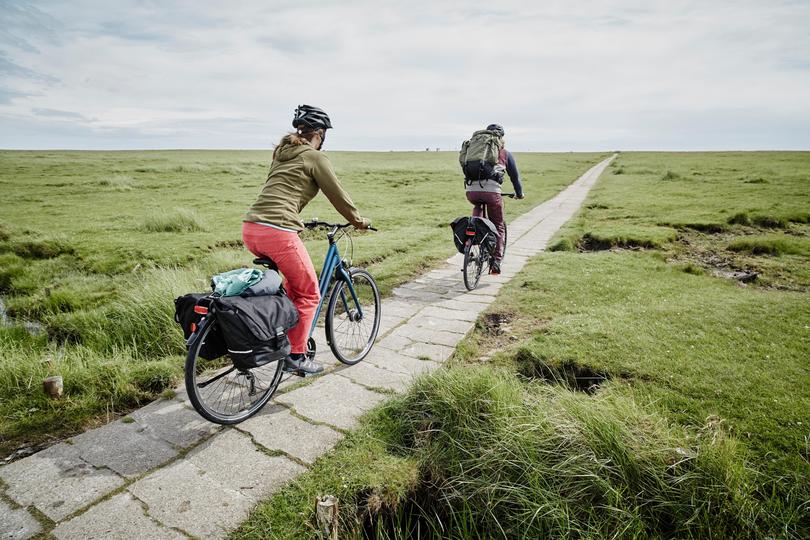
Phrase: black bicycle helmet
[
  {"left": 292, "top": 104, "right": 333, "bottom": 130},
  {"left": 486, "top": 123, "right": 504, "bottom": 137}
]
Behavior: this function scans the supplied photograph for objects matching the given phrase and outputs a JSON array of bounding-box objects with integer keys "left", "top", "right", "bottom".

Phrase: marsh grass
[
  {"left": 141, "top": 207, "right": 208, "bottom": 233},
  {"left": 0, "top": 335, "right": 181, "bottom": 454},
  {"left": 98, "top": 174, "right": 135, "bottom": 191},
  {"left": 728, "top": 235, "right": 809, "bottom": 257},
  {"left": 235, "top": 366, "right": 784, "bottom": 539}
]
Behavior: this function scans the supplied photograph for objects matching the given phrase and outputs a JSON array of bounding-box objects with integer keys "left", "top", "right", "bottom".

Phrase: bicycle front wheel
[
  {"left": 326, "top": 268, "right": 381, "bottom": 365},
  {"left": 463, "top": 241, "right": 485, "bottom": 290},
  {"left": 185, "top": 321, "right": 283, "bottom": 425}
]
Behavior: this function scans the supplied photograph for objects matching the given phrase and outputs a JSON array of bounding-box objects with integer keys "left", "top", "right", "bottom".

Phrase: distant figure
[{"left": 458, "top": 123, "right": 524, "bottom": 274}]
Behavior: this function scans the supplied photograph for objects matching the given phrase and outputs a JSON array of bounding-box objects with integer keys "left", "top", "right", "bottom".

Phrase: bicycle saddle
[{"left": 252, "top": 257, "right": 278, "bottom": 270}]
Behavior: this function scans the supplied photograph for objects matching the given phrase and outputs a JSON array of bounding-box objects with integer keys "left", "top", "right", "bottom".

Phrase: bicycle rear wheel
[
  {"left": 502, "top": 222, "right": 508, "bottom": 259},
  {"left": 326, "top": 268, "right": 381, "bottom": 365},
  {"left": 463, "top": 241, "right": 486, "bottom": 290},
  {"left": 185, "top": 320, "right": 283, "bottom": 425}
]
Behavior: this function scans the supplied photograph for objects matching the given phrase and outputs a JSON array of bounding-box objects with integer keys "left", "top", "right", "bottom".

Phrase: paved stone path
[{"left": 0, "top": 156, "right": 615, "bottom": 539}]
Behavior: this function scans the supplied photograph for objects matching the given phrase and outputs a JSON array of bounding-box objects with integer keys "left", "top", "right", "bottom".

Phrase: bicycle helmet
[
  {"left": 486, "top": 124, "right": 504, "bottom": 137},
  {"left": 292, "top": 104, "right": 333, "bottom": 131}
]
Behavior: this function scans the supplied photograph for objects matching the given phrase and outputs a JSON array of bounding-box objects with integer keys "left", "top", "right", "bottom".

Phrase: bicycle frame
[{"left": 309, "top": 232, "right": 363, "bottom": 338}]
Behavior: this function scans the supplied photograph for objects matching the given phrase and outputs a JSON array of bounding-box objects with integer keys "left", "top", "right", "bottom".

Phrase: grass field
[
  {"left": 0, "top": 149, "right": 605, "bottom": 455},
  {"left": 234, "top": 152, "right": 809, "bottom": 539}
]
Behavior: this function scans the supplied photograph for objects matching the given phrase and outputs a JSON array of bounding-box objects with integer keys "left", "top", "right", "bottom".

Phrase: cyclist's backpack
[
  {"left": 174, "top": 293, "right": 228, "bottom": 360},
  {"left": 212, "top": 294, "right": 299, "bottom": 370},
  {"left": 450, "top": 216, "right": 498, "bottom": 255},
  {"left": 459, "top": 129, "right": 504, "bottom": 185}
]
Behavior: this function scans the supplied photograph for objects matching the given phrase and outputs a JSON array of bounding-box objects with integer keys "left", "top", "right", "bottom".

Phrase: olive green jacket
[{"left": 245, "top": 142, "right": 368, "bottom": 231}]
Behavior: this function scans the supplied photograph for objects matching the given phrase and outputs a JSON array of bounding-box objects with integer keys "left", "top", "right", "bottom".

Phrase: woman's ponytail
[{"left": 272, "top": 129, "right": 323, "bottom": 160}]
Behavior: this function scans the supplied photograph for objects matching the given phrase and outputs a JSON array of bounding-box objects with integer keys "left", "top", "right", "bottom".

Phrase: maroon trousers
[{"left": 466, "top": 191, "right": 505, "bottom": 261}]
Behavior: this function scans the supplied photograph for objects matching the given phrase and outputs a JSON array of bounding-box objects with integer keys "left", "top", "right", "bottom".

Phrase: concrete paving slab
[
  {"left": 435, "top": 297, "right": 490, "bottom": 310},
  {"left": 187, "top": 430, "right": 305, "bottom": 502},
  {"left": 0, "top": 499, "right": 41, "bottom": 540},
  {"left": 69, "top": 420, "right": 178, "bottom": 478},
  {"left": 410, "top": 314, "right": 474, "bottom": 335},
  {"left": 129, "top": 460, "right": 251, "bottom": 539},
  {"left": 380, "top": 300, "right": 423, "bottom": 319},
  {"left": 392, "top": 287, "right": 443, "bottom": 303},
  {"left": 0, "top": 443, "right": 124, "bottom": 522},
  {"left": 393, "top": 326, "right": 466, "bottom": 348},
  {"left": 362, "top": 347, "right": 441, "bottom": 376},
  {"left": 400, "top": 341, "right": 455, "bottom": 362},
  {"left": 130, "top": 399, "right": 221, "bottom": 449},
  {"left": 376, "top": 313, "right": 407, "bottom": 336},
  {"left": 276, "top": 376, "right": 386, "bottom": 430},
  {"left": 336, "top": 362, "right": 413, "bottom": 393},
  {"left": 52, "top": 492, "right": 183, "bottom": 540},
  {"left": 240, "top": 407, "right": 343, "bottom": 465},
  {"left": 419, "top": 305, "right": 480, "bottom": 322},
  {"left": 377, "top": 333, "right": 413, "bottom": 351}
]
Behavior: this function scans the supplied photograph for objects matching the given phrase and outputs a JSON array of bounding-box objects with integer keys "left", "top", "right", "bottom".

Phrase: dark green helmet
[{"left": 293, "top": 105, "right": 333, "bottom": 130}]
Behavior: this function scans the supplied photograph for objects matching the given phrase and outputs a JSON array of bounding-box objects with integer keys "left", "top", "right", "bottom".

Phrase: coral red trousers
[{"left": 242, "top": 222, "right": 320, "bottom": 354}]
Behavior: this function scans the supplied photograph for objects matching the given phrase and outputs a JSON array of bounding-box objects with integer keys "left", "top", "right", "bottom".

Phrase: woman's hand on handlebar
[{"left": 355, "top": 217, "right": 373, "bottom": 230}]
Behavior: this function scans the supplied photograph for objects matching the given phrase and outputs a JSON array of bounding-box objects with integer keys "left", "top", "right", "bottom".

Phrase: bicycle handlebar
[{"left": 304, "top": 219, "right": 377, "bottom": 232}]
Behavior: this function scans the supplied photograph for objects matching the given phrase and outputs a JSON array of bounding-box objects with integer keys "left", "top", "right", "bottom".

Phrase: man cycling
[{"left": 461, "top": 123, "right": 524, "bottom": 274}]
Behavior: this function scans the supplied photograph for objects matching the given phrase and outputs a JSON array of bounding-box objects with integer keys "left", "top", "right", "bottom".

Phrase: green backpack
[{"left": 459, "top": 129, "right": 504, "bottom": 184}]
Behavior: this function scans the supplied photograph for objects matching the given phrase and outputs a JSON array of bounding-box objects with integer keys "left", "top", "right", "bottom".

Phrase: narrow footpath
[{"left": 0, "top": 155, "right": 616, "bottom": 540}]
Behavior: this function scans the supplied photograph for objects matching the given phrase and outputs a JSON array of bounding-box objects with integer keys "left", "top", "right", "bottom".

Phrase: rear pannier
[
  {"left": 212, "top": 294, "right": 299, "bottom": 370},
  {"left": 174, "top": 294, "right": 227, "bottom": 360},
  {"left": 451, "top": 216, "right": 498, "bottom": 255}
]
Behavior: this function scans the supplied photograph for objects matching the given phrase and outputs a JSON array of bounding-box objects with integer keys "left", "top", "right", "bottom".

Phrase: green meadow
[
  {"left": 0, "top": 149, "right": 605, "bottom": 455},
  {"left": 235, "top": 152, "right": 809, "bottom": 539}
]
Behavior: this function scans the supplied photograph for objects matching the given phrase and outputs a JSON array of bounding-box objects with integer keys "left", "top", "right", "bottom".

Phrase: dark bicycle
[
  {"left": 462, "top": 192, "right": 515, "bottom": 290},
  {"left": 184, "top": 220, "right": 381, "bottom": 424}
]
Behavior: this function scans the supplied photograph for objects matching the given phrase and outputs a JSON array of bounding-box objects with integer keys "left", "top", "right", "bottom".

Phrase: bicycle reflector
[
  {"left": 465, "top": 229, "right": 476, "bottom": 236},
  {"left": 194, "top": 305, "right": 209, "bottom": 315}
]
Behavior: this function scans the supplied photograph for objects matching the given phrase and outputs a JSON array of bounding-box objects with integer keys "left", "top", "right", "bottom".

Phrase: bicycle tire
[
  {"left": 325, "top": 268, "right": 381, "bottom": 365},
  {"left": 463, "top": 240, "right": 485, "bottom": 290},
  {"left": 184, "top": 321, "right": 283, "bottom": 425},
  {"left": 502, "top": 222, "right": 508, "bottom": 259}
]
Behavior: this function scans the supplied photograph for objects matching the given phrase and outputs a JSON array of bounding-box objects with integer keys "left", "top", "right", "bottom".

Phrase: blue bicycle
[{"left": 184, "top": 220, "right": 381, "bottom": 424}]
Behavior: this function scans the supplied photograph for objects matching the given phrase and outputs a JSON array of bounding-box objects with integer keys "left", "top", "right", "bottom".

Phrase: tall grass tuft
[
  {"left": 98, "top": 174, "right": 135, "bottom": 191},
  {"left": 140, "top": 207, "right": 208, "bottom": 233},
  {"left": 364, "top": 366, "right": 771, "bottom": 539},
  {"left": 43, "top": 250, "right": 246, "bottom": 358}
]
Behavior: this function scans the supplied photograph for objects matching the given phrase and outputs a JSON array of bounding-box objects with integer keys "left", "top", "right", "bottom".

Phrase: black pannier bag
[
  {"left": 213, "top": 294, "right": 299, "bottom": 370},
  {"left": 451, "top": 216, "right": 498, "bottom": 255},
  {"left": 174, "top": 294, "right": 227, "bottom": 360}
]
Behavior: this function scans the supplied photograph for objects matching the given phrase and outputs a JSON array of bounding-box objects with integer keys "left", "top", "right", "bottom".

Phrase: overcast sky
[{"left": 1, "top": 0, "right": 809, "bottom": 151}]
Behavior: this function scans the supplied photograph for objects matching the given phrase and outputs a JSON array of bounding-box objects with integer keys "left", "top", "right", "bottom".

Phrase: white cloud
[{"left": 0, "top": 0, "right": 808, "bottom": 150}]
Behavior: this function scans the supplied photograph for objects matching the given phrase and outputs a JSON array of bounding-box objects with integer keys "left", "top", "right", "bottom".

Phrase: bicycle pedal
[{"left": 283, "top": 367, "right": 315, "bottom": 378}]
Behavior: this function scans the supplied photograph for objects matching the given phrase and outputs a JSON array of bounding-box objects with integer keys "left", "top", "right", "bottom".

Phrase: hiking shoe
[
  {"left": 490, "top": 260, "right": 501, "bottom": 275},
  {"left": 284, "top": 354, "right": 324, "bottom": 375}
]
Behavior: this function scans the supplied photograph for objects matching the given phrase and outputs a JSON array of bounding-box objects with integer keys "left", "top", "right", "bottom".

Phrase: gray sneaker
[{"left": 284, "top": 354, "right": 324, "bottom": 375}]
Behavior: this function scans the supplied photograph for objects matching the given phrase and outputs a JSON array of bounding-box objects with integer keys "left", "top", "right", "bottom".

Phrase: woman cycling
[{"left": 243, "top": 105, "right": 371, "bottom": 375}]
